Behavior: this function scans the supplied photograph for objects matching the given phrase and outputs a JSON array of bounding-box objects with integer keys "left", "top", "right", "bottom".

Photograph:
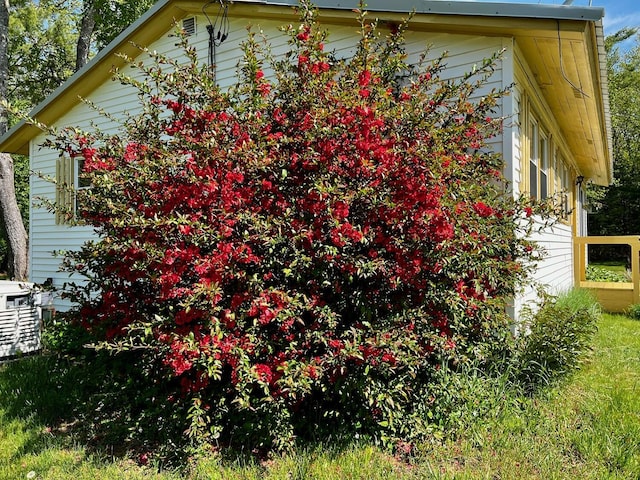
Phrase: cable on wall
[{"left": 203, "top": 0, "right": 230, "bottom": 83}]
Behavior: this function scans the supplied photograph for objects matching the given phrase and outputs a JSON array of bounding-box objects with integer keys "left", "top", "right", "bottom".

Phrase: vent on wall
[{"left": 183, "top": 17, "right": 196, "bottom": 36}]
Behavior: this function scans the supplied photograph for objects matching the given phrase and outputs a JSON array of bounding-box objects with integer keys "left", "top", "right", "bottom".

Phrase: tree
[
  {"left": 75, "top": 0, "right": 94, "bottom": 70},
  {"left": 93, "top": 0, "right": 155, "bottom": 48},
  {"left": 0, "top": 158, "right": 27, "bottom": 280},
  {"left": 588, "top": 29, "right": 640, "bottom": 238},
  {"left": 46, "top": 3, "right": 549, "bottom": 454},
  {"left": 0, "top": 0, "right": 28, "bottom": 280},
  {"left": 1, "top": 0, "right": 80, "bottom": 279},
  {"left": 0, "top": 151, "right": 27, "bottom": 274},
  {"left": 8, "top": 0, "right": 77, "bottom": 107},
  {"left": 75, "top": 0, "right": 155, "bottom": 70}
]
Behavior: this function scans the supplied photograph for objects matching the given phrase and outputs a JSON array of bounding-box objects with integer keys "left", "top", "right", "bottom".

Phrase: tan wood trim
[{"left": 574, "top": 236, "right": 640, "bottom": 311}]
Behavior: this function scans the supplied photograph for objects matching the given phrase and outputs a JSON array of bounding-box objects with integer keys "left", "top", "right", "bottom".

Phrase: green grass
[
  {"left": 586, "top": 262, "right": 630, "bottom": 282},
  {"left": 420, "top": 313, "right": 640, "bottom": 479},
  {"left": 1, "top": 312, "right": 639, "bottom": 479},
  {"left": 589, "top": 261, "right": 628, "bottom": 273}
]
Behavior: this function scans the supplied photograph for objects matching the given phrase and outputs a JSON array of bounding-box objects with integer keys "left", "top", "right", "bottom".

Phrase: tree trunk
[
  {"left": 0, "top": 0, "right": 8, "bottom": 126},
  {"left": 0, "top": 154, "right": 28, "bottom": 280},
  {"left": 75, "top": 0, "right": 95, "bottom": 71},
  {"left": 0, "top": 0, "right": 29, "bottom": 281}
]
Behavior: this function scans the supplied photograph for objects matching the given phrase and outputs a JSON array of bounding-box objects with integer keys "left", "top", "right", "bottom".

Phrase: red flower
[
  {"left": 165, "top": 342, "right": 194, "bottom": 376},
  {"left": 254, "top": 363, "right": 273, "bottom": 384},
  {"left": 358, "top": 70, "right": 371, "bottom": 87},
  {"left": 297, "top": 26, "right": 311, "bottom": 41},
  {"left": 305, "top": 365, "right": 319, "bottom": 379},
  {"left": 257, "top": 82, "right": 271, "bottom": 97},
  {"left": 332, "top": 201, "right": 349, "bottom": 219},
  {"left": 473, "top": 201, "right": 494, "bottom": 218},
  {"left": 259, "top": 308, "right": 277, "bottom": 325},
  {"left": 381, "top": 352, "right": 397, "bottom": 366},
  {"left": 330, "top": 228, "right": 346, "bottom": 248},
  {"left": 430, "top": 217, "right": 454, "bottom": 242}
]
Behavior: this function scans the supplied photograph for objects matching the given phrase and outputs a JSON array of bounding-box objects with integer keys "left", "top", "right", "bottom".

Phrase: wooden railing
[{"left": 574, "top": 235, "right": 640, "bottom": 312}]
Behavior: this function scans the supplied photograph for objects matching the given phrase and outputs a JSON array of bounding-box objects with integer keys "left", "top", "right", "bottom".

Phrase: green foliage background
[{"left": 589, "top": 29, "right": 640, "bottom": 236}]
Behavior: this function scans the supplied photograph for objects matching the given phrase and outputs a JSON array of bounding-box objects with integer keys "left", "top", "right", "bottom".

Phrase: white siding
[
  {"left": 516, "top": 222, "right": 574, "bottom": 319},
  {"left": 30, "top": 15, "right": 508, "bottom": 309},
  {"left": 509, "top": 86, "right": 576, "bottom": 318}
]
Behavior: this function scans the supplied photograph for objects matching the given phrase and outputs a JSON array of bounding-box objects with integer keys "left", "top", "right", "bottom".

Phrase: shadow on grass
[
  {"left": 0, "top": 354, "right": 87, "bottom": 427},
  {"left": 0, "top": 351, "right": 187, "bottom": 465},
  {"left": 0, "top": 353, "right": 90, "bottom": 469},
  {"left": 0, "top": 351, "right": 363, "bottom": 471}
]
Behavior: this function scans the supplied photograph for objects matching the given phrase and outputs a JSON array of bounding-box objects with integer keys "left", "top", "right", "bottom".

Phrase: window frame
[
  {"left": 74, "top": 157, "right": 92, "bottom": 214},
  {"left": 528, "top": 117, "right": 550, "bottom": 201},
  {"left": 56, "top": 154, "right": 91, "bottom": 225},
  {"left": 538, "top": 130, "right": 549, "bottom": 201},
  {"left": 555, "top": 152, "right": 574, "bottom": 221}
]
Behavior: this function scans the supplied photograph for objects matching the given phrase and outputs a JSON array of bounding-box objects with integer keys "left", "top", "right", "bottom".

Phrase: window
[
  {"left": 74, "top": 158, "right": 91, "bottom": 213},
  {"left": 519, "top": 89, "right": 576, "bottom": 220},
  {"left": 539, "top": 132, "right": 549, "bottom": 200},
  {"left": 554, "top": 152, "right": 573, "bottom": 220},
  {"left": 528, "top": 118, "right": 549, "bottom": 201},
  {"left": 56, "top": 155, "right": 89, "bottom": 225},
  {"left": 555, "top": 153, "right": 573, "bottom": 219},
  {"left": 529, "top": 121, "right": 538, "bottom": 198}
]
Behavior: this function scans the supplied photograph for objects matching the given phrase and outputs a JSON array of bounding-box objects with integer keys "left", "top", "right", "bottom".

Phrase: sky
[{"left": 592, "top": 0, "right": 640, "bottom": 38}]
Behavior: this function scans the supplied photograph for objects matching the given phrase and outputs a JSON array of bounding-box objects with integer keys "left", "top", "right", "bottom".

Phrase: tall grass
[{"left": 511, "top": 288, "right": 600, "bottom": 393}]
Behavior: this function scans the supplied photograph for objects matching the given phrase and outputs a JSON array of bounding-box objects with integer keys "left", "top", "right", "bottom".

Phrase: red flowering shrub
[{"left": 47, "top": 2, "right": 548, "bottom": 452}]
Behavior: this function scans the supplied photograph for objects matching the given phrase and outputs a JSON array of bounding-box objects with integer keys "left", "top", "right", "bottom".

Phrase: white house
[{"left": 0, "top": 0, "right": 612, "bottom": 318}]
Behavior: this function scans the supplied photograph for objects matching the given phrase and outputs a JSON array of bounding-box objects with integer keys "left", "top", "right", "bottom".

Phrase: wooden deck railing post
[
  {"left": 632, "top": 239, "right": 640, "bottom": 306},
  {"left": 573, "top": 237, "right": 586, "bottom": 284}
]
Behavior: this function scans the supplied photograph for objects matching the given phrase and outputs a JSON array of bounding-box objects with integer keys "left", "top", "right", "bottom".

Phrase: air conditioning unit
[{"left": 0, "top": 282, "right": 50, "bottom": 359}]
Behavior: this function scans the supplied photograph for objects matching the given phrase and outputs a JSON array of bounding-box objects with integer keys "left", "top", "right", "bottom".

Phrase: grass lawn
[
  {"left": 420, "top": 313, "right": 640, "bottom": 479},
  {"left": 589, "top": 261, "right": 628, "bottom": 273},
  {"left": 1, "top": 313, "right": 639, "bottom": 479}
]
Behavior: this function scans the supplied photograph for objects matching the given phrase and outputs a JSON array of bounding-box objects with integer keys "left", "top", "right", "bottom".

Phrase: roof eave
[
  {"left": 233, "top": 0, "right": 604, "bottom": 22},
  {"left": 594, "top": 19, "right": 614, "bottom": 186}
]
